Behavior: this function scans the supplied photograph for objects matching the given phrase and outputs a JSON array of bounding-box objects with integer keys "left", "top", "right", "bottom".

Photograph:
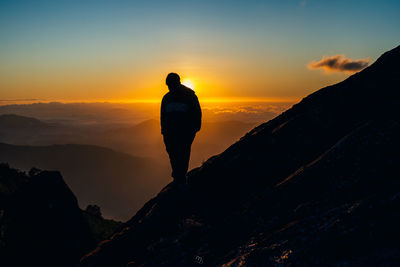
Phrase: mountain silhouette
[
  {"left": 80, "top": 45, "right": 400, "bottom": 266},
  {"left": 0, "top": 114, "right": 51, "bottom": 129}
]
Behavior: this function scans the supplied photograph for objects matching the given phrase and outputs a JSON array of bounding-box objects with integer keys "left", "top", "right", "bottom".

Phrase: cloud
[
  {"left": 203, "top": 103, "right": 293, "bottom": 123},
  {"left": 308, "top": 55, "right": 370, "bottom": 73}
]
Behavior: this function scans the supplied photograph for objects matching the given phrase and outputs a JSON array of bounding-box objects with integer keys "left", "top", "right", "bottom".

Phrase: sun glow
[{"left": 181, "top": 79, "right": 195, "bottom": 90}]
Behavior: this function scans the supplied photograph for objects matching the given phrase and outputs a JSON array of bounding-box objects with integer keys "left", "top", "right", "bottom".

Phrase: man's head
[{"left": 166, "top": 73, "right": 181, "bottom": 91}]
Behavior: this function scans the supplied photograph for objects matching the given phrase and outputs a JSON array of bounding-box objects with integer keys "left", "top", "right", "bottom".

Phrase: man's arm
[
  {"left": 192, "top": 94, "right": 202, "bottom": 132},
  {"left": 160, "top": 97, "right": 166, "bottom": 135}
]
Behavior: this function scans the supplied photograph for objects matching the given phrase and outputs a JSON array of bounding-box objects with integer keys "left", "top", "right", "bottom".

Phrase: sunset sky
[{"left": 1, "top": 0, "right": 399, "bottom": 103}]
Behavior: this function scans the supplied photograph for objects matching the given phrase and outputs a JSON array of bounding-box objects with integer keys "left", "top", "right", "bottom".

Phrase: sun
[{"left": 181, "top": 79, "right": 195, "bottom": 90}]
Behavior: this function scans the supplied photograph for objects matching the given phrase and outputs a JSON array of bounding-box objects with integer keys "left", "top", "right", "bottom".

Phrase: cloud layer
[{"left": 308, "top": 55, "right": 370, "bottom": 73}]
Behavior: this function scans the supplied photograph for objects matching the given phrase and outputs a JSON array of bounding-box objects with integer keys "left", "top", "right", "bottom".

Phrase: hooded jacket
[{"left": 161, "top": 85, "right": 201, "bottom": 135}]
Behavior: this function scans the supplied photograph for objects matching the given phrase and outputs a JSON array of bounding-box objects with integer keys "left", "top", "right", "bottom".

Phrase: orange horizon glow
[{"left": 0, "top": 96, "right": 300, "bottom": 106}]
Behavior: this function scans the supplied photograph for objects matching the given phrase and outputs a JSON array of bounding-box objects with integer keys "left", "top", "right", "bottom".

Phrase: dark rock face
[
  {"left": 0, "top": 165, "right": 95, "bottom": 267},
  {"left": 80, "top": 45, "right": 400, "bottom": 266}
]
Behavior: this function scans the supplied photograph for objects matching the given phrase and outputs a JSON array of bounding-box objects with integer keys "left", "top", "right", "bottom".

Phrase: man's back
[{"left": 161, "top": 84, "right": 201, "bottom": 135}]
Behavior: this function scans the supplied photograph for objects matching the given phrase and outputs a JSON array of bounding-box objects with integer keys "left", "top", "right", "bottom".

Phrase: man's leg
[
  {"left": 180, "top": 133, "right": 195, "bottom": 179},
  {"left": 163, "top": 133, "right": 195, "bottom": 184},
  {"left": 163, "top": 134, "right": 185, "bottom": 184}
]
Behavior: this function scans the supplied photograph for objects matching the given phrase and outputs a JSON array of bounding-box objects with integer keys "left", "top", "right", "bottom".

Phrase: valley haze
[{"left": 0, "top": 101, "right": 291, "bottom": 219}]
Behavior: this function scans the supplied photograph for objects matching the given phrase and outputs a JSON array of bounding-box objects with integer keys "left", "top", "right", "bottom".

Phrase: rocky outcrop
[
  {"left": 80, "top": 45, "right": 400, "bottom": 266},
  {"left": 1, "top": 166, "right": 94, "bottom": 266},
  {"left": 0, "top": 164, "right": 121, "bottom": 267}
]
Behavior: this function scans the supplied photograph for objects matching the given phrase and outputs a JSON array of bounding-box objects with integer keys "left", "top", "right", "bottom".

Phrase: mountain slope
[{"left": 80, "top": 45, "right": 400, "bottom": 266}]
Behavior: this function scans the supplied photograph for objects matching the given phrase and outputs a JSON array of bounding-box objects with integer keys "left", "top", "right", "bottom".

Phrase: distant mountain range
[
  {"left": 0, "top": 113, "right": 257, "bottom": 168},
  {"left": 80, "top": 45, "right": 400, "bottom": 266}
]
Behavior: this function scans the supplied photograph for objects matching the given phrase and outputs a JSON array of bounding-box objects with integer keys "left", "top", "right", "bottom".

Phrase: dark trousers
[{"left": 163, "top": 132, "right": 195, "bottom": 183}]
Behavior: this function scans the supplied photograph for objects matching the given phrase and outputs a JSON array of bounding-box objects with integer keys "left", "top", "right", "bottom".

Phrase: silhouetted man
[{"left": 161, "top": 73, "right": 202, "bottom": 184}]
